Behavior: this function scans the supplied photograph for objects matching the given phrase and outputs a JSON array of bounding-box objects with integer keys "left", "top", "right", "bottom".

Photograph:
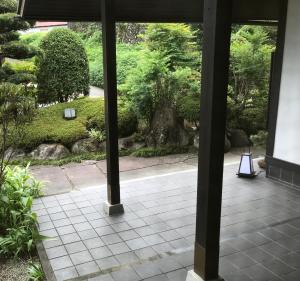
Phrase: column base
[
  {"left": 103, "top": 201, "right": 124, "bottom": 215},
  {"left": 186, "top": 271, "right": 224, "bottom": 281}
]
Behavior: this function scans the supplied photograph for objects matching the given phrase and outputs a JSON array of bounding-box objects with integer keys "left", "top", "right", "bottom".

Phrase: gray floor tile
[
  {"left": 90, "top": 246, "right": 113, "bottom": 259},
  {"left": 46, "top": 246, "right": 67, "bottom": 259},
  {"left": 50, "top": 256, "right": 73, "bottom": 271},
  {"left": 88, "top": 274, "right": 114, "bottom": 281},
  {"left": 76, "top": 261, "right": 100, "bottom": 276},
  {"left": 126, "top": 237, "right": 148, "bottom": 250},
  {"left": 111, "top": 267, "right": 141, "bottom": 281},
  {"left": 54, "top": 266, "right": 78, "bottom": 281},
  {"left": 108, "top": 242, "right": 131, "bottom": 255},
  {"left": 65, "top": 241, "right": 87, "bottom": 254},
  {"left": 96, "top": 256, "right": 120, "bottom": 271},
  {"left": 85, "top": 237, "right": 105, "bottom": 249},
  {"left": 133, "top": 261, "right": 162, "bottom": 279},
  {"left": 102, "top": 234, "right": 122, "bottom": 245},
  {"left": 115, "top": 252, "right": 139, "bottom": 265},
  {"left": 70, "top": 250, "right": 93, "bottom": 265}
]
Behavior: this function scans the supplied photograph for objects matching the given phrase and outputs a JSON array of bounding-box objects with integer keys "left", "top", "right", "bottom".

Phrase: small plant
[
  {"left": 27, "top": 261, "right": 45, "bottom": 281},
  {"left": 250, "top": 130, "right": 268, "bottom": 147},
  {"left": 88, "top": 128, "right": 106, "bottom": 143},
  {"left": 0, "top": 165, "right": 43, "bottom": 257}
]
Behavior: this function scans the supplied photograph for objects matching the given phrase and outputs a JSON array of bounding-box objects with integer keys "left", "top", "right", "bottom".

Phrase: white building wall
[{"left": 273, "top": 0, "right": 300, "bottom": 165}]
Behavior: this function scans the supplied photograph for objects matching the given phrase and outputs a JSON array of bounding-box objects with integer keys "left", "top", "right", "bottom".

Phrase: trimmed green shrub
[
  {"left": 37, "top": 28, "right": 90, "bottom": 103},
  {"left": 4, "top": 60, "right": 36, "bottom": 74},
  {"left": 1, "top": 42, "right": 37, "bottom": 59},
  {"left": 0, "top": 165, "right": 42, "bottom": 257},
  {"left": 17, "top": 98, "right": 137, "bottom": 150},
  {"left": 7, "top": 73, "right": 36, "bottom": 84}
]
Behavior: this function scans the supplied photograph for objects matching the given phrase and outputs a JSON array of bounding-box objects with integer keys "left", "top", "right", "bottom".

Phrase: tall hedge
[{"left": 37, "top": 28, "right": 89, "bottom": 104}]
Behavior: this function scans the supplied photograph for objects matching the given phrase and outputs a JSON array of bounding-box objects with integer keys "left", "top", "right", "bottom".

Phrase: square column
[
  {"left": 101, "top": 0, "right": 124, "bottom": 215},
  {"left": 187, "top": 0, "right": 232, "bottom": 280}
]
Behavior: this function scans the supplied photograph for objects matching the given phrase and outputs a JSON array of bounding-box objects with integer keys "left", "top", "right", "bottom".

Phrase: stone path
[
  {"left": 89, "top": 86, "right": 104, "bottom": 98},
  {"left": 30, "top": 149, "right": 264, "bottom": 196},
  {"left": 33, "top": 159, "right": 300, "bottom": 281}
]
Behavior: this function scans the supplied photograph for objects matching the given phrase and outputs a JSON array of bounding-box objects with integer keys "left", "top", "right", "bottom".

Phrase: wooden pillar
[
  {"left": 187, "top": 0, "right": 232, "bottom": 280},
  {"left": 101, "top": 0, "right": 123, "bottom": 215}
]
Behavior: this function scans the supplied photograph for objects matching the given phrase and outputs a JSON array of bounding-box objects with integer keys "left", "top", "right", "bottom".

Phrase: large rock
[
  {"left": 31, "top": 144, "right": 70, "bottom": 160},
  {"left": 118, "top": 136, "right": 145, "bottom": 151},
  {"left": 146, "top": 105, "right": 189, "bottom": 147},
  {"left": 194, "top": 134, "right": 231, "bottom": 153},
  {"left": 72, "top": 138, "right": 105, "bottom": 154},
  {"left": 4, "top": 147, "right": 26, "bottom": 160},
  {"left": 229, "top": 129, "right": 250, "bottom": 148}
]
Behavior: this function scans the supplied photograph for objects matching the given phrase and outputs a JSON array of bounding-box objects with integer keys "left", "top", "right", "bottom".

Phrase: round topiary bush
[{"left": 37, "top": 28, "right": 89, "bottom": 104}]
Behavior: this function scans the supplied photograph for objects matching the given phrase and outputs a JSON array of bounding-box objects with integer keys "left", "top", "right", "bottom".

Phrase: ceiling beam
[{"left": 18, "top": 0, "right": 280, "bottom": 24}]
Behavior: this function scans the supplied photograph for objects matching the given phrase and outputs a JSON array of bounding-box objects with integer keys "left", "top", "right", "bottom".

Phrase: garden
[{"left": 0, "top": 0, "right": 275, "bottom": 279}]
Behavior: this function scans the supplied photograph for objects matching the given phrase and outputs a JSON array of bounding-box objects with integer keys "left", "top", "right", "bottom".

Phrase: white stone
[{"left": 103, "top": 201, "right": 124, "bottom": 215}]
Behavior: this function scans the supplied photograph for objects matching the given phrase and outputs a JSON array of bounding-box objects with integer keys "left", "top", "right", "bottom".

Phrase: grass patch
[
  {"left": 17, "top": 97, "right": 137, "bottom": 151},
  {"left": 131, "top": 146, "right": 193, "bottom": 158}
]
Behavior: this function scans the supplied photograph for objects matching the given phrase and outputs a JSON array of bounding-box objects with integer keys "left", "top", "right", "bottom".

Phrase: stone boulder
[
  {"left": 72, "top": 138, "right": 105, "bottom": 154},
  {"left": 146, "top": 105, "right": 189, "bottom": 147},
  {"left": 229, "top": 129, "right": 250, "bottom": 148},
  {"left": 4, "top": 147, "right": 26, "bottom": 160},
  {"left": 31, "top": 144, "right": 70, "bottom": 160},
  {"left": 118, "top": 136, "right": 145, "bottom": 151},
  {"left": 194, "top": 134, "right": 231, "bottom": 153}
]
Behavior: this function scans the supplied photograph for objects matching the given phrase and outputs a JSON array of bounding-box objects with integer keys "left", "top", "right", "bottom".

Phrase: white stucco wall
[{"left": 273, "top": 0, "right": 300, "bottom": 164}]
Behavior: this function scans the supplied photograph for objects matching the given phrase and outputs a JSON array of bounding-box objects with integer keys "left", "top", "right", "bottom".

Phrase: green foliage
[
  {"left": 0, "top": 165, "right": 42, "bottom": 257},
  {"left": 250, "top": 130, "right": 268, "bottom": 147},
  {"left": 0, "top": 83, "right": 35, "bottom": 183},
  {"left": 37, "top": 28, "right": 89, "bottom": 103},
  {"left": 0, "top": 1, "right": 34, "bottom": 83},
  {"left": 228, "top": 26, "right": 274, "bottom": 135},
  {"left": 16, "top": 97, "right": 137, "bottom": 150},
  {"left": 132, "top": 146, "right": 191, "bottom": 158},
  {"left": 7, "top": 72, "right": 36, "bottom": 84},
  {"left": 4, "top": 60, "right": 36, "bottom": 74},
  {"left": 0, "top": 0, "right": 17, "bottom": 14},
  {"left": 20, "top": 32, "right": 48, "bottom": 48},
  {"left": 27, "top": 261, "right": 45, "bottom": 281},
  {"left": 0, "top": 13, "right": 29, "bottom": 33},
  {"left": 1, "top": 41, "right": 37, "bottom": 59},
  {"left": 88, "top": 128, "right": 106, "bottom": 143},
  {"left": 142, "top": 23, "right": 198, "bottom": 69},
  {"left": 120, "top": 24, "right": 200, "bottom": 127}
]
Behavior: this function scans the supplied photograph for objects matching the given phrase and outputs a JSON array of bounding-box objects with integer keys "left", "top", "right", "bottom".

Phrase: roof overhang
[{"left": 18, "top": 0, "right": 280, "bottom": 24}]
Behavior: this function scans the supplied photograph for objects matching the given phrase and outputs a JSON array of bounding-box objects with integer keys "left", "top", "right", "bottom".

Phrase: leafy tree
[
  {"left": 37, "top": 28, "right": 90, "bottom": 103},
  {"left": 120, "top": 24, "right": 200, "bottom": 128},
  {"left": 228, "top": 26, "right": 274, "bottom": 135},
  {"left": 0, "top": 83, "right": 35, "bottom": 185},
  {"left": 0, "top": 0, "right": 36, "bottom": 83}
]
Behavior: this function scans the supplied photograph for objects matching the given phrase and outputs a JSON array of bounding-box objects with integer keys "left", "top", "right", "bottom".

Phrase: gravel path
[{"left": 0, "top": 258, "right": 29, "bottom": 281}]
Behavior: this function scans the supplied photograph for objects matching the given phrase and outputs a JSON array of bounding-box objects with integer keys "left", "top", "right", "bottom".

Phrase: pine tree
[{"left": 0, "top": 0, "right": 36, "bottom": 83}]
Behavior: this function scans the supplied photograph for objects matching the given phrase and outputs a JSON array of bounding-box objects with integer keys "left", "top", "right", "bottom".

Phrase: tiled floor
[{"left": 33, "top": 163, "right": 300, "bottom": 281}]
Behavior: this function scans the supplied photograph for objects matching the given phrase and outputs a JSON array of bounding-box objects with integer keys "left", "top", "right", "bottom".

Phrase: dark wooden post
[
  {"left": 187, "top": 0, "right": 232, "bottom": 280},
  {"left": 101, "top": 0, "right": 124, "bottom": 215}
]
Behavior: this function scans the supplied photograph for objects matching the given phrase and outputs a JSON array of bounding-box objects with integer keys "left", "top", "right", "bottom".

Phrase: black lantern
[
  {"left": 64, "top": 108, "right": 76, "bottom": 120},
  {"left": 237, "top": 153, "right": 257, "bottom": 178}
]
